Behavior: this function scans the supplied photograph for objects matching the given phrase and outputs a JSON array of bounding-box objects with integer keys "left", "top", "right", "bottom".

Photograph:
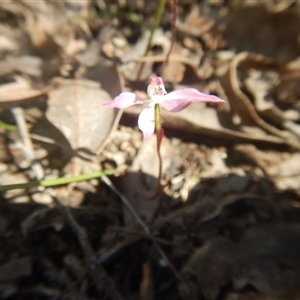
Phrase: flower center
[
  {"left": 151, "top": 95, "right": 163, "bottom": 104},
  {"left": 147, "top": 81, "right": 167, "bottom": 99}
]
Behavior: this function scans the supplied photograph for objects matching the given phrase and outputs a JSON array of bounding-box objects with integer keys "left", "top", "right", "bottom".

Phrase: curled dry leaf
[{"left": 221, "top": 51, "right": 300, "bottom": 148}]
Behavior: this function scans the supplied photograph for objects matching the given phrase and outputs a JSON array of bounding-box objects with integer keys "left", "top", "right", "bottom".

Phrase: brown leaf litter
[{"left": 0, "top": 1, "right": 300, "bottom": 299}]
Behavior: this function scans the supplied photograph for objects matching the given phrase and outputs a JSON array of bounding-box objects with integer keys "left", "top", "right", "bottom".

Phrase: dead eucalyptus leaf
[
  {"left": 5, "top": 55, "right": 42, "bottom": 77},
  {"left": 0, "top": 78, "right": 52, "bottom": 103},
  {"left": 124, "top": 103, "right": 284, "bottom": 145},
  {"left": 46, "top": 78, "right": 116, "bottom": 155},
  {"left": 221, "top": 51, "right": 300, "bottom": 148}
]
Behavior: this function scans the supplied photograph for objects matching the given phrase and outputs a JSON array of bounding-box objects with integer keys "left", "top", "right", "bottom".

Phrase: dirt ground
[{"left": 0, "top": 1, "right": 300, "bottom": 299}]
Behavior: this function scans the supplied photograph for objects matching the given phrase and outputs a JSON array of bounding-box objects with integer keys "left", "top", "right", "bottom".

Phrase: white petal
[{"left": 138, "top": 104, "right": 155, "bottom": 140}]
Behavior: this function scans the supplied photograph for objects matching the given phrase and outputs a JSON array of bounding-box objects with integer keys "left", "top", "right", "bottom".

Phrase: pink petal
[
  {"left": 160, "top": 88, "right": 225, "bottom": 112},
  {"left": 138, "top": 104, "right": 155, "bottom": 140},
  {"left": 103, "top": 92, "right": 145, "bottom": 109}
]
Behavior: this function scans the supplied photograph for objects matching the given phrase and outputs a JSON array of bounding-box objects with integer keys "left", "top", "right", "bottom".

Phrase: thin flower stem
[
  {"left": 154, "top": 103, "right": 164, "bottom": 187},
  {"left": 155, "top": 128, "right": 164, "bottom": 193},
  {"left": 154, "top": 103, "right": 162, "bottom": 133}
]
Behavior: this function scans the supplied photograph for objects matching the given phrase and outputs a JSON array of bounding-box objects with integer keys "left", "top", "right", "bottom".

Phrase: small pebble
[{"left": 31, "top": 192, "right": 53, "bottom": 204}]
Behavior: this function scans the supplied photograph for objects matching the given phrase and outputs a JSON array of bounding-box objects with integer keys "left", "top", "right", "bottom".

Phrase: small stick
[
  {"left": 46, "top": 188, "right": 123, "bottom": 300},
  {"left": 12, "top": 106, "right": 44, "bottom": 180},
  {"left": 101, "top": 176, "right": 182, "bottom": 281},
  {"left": 102, "top": 175, "right": 150, "bottom": 234}
]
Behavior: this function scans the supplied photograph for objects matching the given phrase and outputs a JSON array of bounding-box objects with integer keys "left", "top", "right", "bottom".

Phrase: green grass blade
[
  {"left": 145, "top": 0, "right": 167, "bottom": 55},
  {"left": 0, "top": 169, "right": 116, "bottom": 192},
  {"left": 0, "top": 120, "right": 18, "bottom": 131}
]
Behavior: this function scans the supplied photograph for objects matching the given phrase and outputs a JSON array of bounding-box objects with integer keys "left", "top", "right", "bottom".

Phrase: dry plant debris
[{"left": 0, "top": 1, "right": 300, "bottom": 299}]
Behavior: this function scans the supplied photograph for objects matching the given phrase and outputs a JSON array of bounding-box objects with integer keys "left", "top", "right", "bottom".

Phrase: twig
[
  {"left": 46, "top": 188, "right": 123, "bottom": 300},
  {"left": 11, "top": 106, "right": 44, "bottom": 180},
  {"left": 101, "top": 175, "right": 182, "bottom": 281},
  {"left": 97, "top": 66, "right": 126, "bottom": 156},
  {"left": 97, "top": 109, "right": 124, "bottom": 156},
  {"left": 102, "top": 175, "right": 150, "bottom": 234},
  {"left": 109, "top": 226, "right": 193, "bottom": 250},
  {"left": 47, "top": 188, "right": 95, "bottom": 260}
]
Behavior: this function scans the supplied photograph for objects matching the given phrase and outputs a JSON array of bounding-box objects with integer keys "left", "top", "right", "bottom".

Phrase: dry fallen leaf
[
  {"left": 46, "top": 78, "right": 117, "bottom": 156},
  {"left": 180, "top": 223, "right": 300, "bottom": 300},
  {"left": 124, "top": 102, "right": 284, "bottom": 145},
  {"left": 220, "top": 51, "right": 300, "bottom": 148},
  {"left": 5, "top": 55, "right": 42, "bottom": 77},
  {"left": 0, "top": 77, "right": 52, "bottom": 103}
]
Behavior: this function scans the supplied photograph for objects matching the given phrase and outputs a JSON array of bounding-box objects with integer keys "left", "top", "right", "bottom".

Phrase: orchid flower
[{"left": 103, "top": 76, "right": 225, "bottom": 140}]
